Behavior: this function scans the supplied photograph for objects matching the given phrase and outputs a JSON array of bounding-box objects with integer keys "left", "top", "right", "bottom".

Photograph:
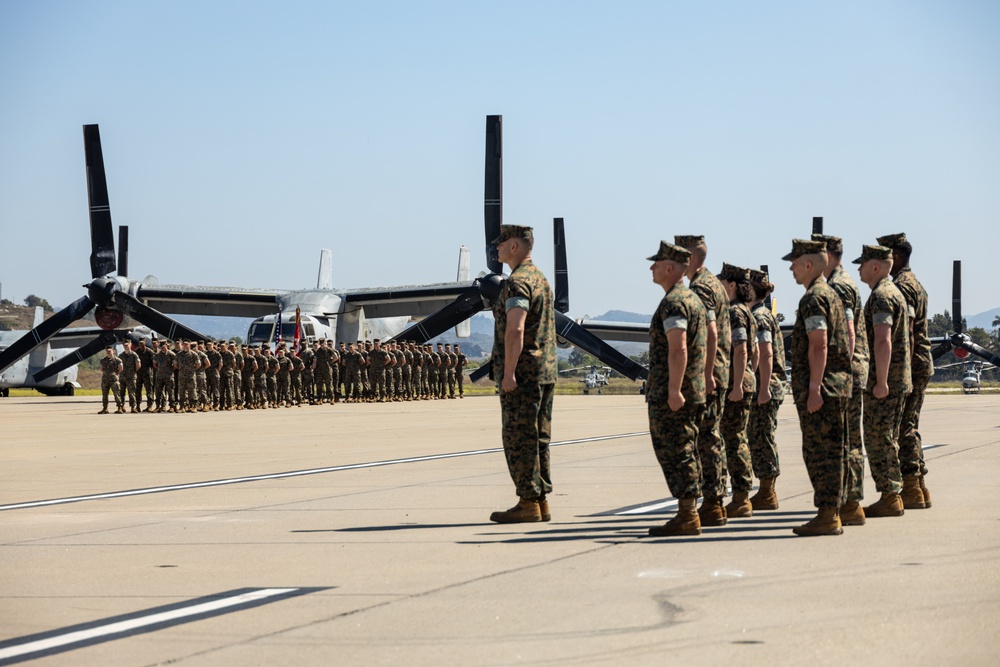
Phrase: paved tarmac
[{"left": 1, "top": 393, "right": 998, "bottom": 666}]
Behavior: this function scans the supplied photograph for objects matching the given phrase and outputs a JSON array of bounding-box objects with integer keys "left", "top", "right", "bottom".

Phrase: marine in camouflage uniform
[
  {"left": 428, "top": 345, "right": 441, "bottom": 399},
  {"left": 675, "top": 235, "right": 731, "bottom": 525},
  {"left": 455, "top": 344, "right": 467, "bottom": 398},
  {"left": 343, "top": 342, "right": 363, "bottom": 402},
  {"left": 300, "top": 342, "right": 316, "bottom": 404},
  {"left": 98, "top": 346, "right": 124, "bottom": 414},
  {"left": 857, "top": 244, "right": 912, "bottom": 517},
  {"left": 747, "top": 270, "right": 786, "bottom": 509},
  {"left": 135, "top": 338, "right": 155, "bottom": 411},
  {"left": 313, "top": 341, "right": 332, "bottom": 403},
  {"left": 444, "top": 343, "right": 458, "bottom": 398},
  {"left": 718, "top": 263, "right": 758, "bottom": 517},
  {"left": 786, "top": 239, "right": 852, "bottom": 536},
  {"left": 118, "top": 340, "right": 141, "bottom": 413},
  {"left": 205, "top": 341, "right": 223, "bottom": 410},
  {"left": 879, "top": 232, "right": 933, "bottom": 509},
  {"left": 275, "top": 348, "right": 293, "bottom": 406},
  {"left": 254, "top": 348, "right": 268, "bottom": 407},
  {"left": 195, "top": 342, "right": 210, "bottom": 410},
  {"left": 489, "top": 225, "right": 558, "bottom": 524},
  {"left": 153, "top": 341, "right": 176, "bottom": 412},
  {"left": 402, "top": 342, "right": 415, "bottom": 399},
  {"left": 176, "top": 341, "right": 202, "bottom": 412},
  {"left": 265, "top": 348, "right": 279, "bottom": 406},
  {"left": 815, "top": 233, "right": 870, "bottom": 514},
  {"left": 369, "top": 339, "right": 391, "bottom": 401},
  {"left": 392, "top": 342, "right": 405, "bottom": 400},
  {"left": 644, "top": 241, "right": 708, "bottom": 537},
  {"left": 242, "top": 347, "right": 258, "bottom": 408},
  {"left": 220, "top": 342, "right": 235, "bottom": 410}
]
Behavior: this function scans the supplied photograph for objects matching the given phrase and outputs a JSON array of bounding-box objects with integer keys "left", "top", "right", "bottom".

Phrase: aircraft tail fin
[
  {"left": 316, "top": 249, "right": 333, "bottom": 290},
  {"left": 33, "top": 307, "right": 44, "bottom": 327},
  {"left": 455, "top": 245, "right": 471, "bottom": 338}
]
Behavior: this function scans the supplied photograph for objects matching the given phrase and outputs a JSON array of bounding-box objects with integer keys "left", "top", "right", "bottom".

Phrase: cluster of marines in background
[
  {"left": 645, "top": 231, "right": 932, "bottom": 538},
  {"left": 97, "top": 337, "right": 469, "bottom": 414}
]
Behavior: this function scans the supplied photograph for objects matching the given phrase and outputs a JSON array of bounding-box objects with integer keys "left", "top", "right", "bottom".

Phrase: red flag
[{"left": 292, "top": 307, "right": 302, "bottom": 354}]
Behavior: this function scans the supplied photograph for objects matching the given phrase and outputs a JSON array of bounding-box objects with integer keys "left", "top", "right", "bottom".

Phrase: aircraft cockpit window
[{"left": 248, "top": 322, "right": 274, "bottom": 345}]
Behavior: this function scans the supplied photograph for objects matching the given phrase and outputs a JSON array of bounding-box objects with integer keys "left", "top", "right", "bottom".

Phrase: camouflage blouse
[
  {"left": 893, "top": 266, "right": 934, "bottom": 381},
  {"left": 492, "top": 259, "right": 557, "bottom": 385},
  {"left": 864, "top": 276, "right": 913, "bottom": 394},
  {"left": 647, "top": 281, "right": 707, "bottom": 405},
  {"left": 689, "top": 267, "right": 731, "bottom": 392},
  {"left": 790, "top": 277, "right": 852, "bottom": 402},
  {"left": 827, "top": 264, "right": 870, "bottom": 388},
  {"left": 728, "top": 301, "right": 758, "bottom": 395},
  {"left": 751, "top": 302, "right": 786, "bottom": 397}
]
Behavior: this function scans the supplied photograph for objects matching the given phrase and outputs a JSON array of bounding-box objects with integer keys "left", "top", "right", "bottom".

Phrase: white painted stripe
[
  {"left": 0, "top": 588, "right": 297, "bottom": 662},
  {"left": 617, "top": 499, "right": 678, "bottom": 515},
  {"left": 0, "top": 432, "right": 650, "bottom": 512}
]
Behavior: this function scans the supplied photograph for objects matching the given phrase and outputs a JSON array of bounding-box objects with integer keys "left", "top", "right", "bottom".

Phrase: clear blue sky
[{"left": 1, "top": 1, "right": 998, "bottom": 324}]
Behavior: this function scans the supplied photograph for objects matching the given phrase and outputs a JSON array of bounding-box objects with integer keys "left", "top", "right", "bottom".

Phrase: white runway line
[
  {"left": 0, "top": 432, "right": 650, "bottom": 512},
  {"left": 0, "top": 587, "right": 323, "bottom": 664}
]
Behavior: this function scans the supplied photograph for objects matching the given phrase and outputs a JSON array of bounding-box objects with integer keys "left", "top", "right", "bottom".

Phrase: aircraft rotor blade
[
  {"left": 958, "top": 338, "right": 1000, "bottom": 367},
  {"left": 553, "top": 218, "right": 569, "bottom": 313},
  {"left": 112, "top": 292, "right": 210, "bottom": 341},
  {"left": 83, "top": 124, "right": 117, "bottom": 279},
  {"left": 952, "top": 260, "right": 962, "bottom": 334},
  {"left": 32, "top": 332, "right": 119, "bottom": 382},
  {"left": 469, "top": 361, "right": 491, "bottom": 383},
  {"left": 0, "top": 295, "right": 96, "bottom": 374},
  {"left": 484, "top": 115, "right": 503, "bottom": 276},
  {"left": 392, "top": 285, "right": 488, "bottom": 343},
  {"left": 812, "top": 216, "right": 823, "bottom": 235},
  {"left": 118, "top": 225, "right": 129, "bottom": 278},
  {"left": 931, "top": 340, "right": 954, "bottom": 360},
  {"left": 555, "top": 311, "right": 648, "bottom": 380}
]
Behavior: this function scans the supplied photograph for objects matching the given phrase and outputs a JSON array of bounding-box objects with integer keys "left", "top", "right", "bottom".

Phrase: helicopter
[
  {"left": 559, "top": 364, "right": 612, "bottom": 394},
  {"left": 934, "top": 360, "right": 997, "bottom": 394}
]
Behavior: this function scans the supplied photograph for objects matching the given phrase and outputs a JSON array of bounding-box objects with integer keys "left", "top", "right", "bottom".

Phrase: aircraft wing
[
  {"left": 342, "top": 282, "right": 478, "bottom": 319},
  {"left": 576, "top": 319, "right": 649, "bottom": 343},
  {"left": 137, "top": 284, "right": 288, "bottom": 318}
]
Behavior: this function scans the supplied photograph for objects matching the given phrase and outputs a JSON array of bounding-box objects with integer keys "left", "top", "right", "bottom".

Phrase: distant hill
[
  {"left": 591, "top": 310, "right": 652, "bottom": 323},
  {"left": 968, "top": 307, "right": 1000, "bottom": 332}
]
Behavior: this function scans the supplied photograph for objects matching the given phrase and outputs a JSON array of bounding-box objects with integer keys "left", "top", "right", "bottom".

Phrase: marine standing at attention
[
  {"left": 488, "top": 224, "right": 557, "bottom": 524},
  {"left": 118, "top": 339, "right": 141, "bottom": 413},
  {"left": 98, "top": 345, "right": 124, "bottom": 414},
  {"left": 746, "top": 269, "right": 785, "bottom": 511},
  {"left": 644, "top": 241, "right": 708, "bottom": 537},
  {"left": 785, "top": 239, "right": 852, "bottom": 536},
  {"left": 814, "top": 233, "right": 870, "bottom": 526},
  {"left": 856, "top": 244, "right": 912, "bottom": 519},
  {"left": 718, "top": 263, "right": 758, "bottom": 519},
  {"left": 135, "top": 337, "right": 155, "bottom": 412},
  {"left": 878, "top": 232, "right": 933, "bottom": 510},
  {"left": 674, "top": 234, "right": 731, "bottom": 528}
]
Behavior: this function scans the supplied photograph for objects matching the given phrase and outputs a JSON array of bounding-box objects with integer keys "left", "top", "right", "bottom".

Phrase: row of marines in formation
[
  {"left": 642, "top": 231, "right": 932, "bottom": 537},
  {"left": 97, "top": 337, "right": 470, "bottom": 413}
]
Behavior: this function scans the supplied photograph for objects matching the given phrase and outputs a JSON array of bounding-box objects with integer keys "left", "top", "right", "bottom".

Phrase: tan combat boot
[
  {"left": 725, "top": 492, "right": 753, "bottom": 518},
  {"left": 698, "top": 495, "right": 728, "bottom": 526},
  {"left": 792, "top": 507, "right": 843, "bottom": 536},
  {"left": 919, "top": 476, "right": 932, "bottom": 508},
  {"left": 750, "top": 477, "right": 779, "bottom": 511},
  {"left": 538, "top": 495, "right": 551, "bottom": 522},
  {"left": 901, "top": 475, "right": 927, "bottom": 510},
  {"left": 490, "top": 498, "right": 542, "bottom": 524},
  {"left": 649, "top": 498, "right": 701, "bottom": 537},
  {"left": 840, "top": 500, "right": 866, "bottom": 526},
  {"left": 865, "top": 492, "right": 905, "bottom": 518}
]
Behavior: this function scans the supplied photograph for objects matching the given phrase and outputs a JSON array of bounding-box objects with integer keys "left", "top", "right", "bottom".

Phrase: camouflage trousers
[
  {"left": 154, "top": 374, "right": 174, "bottom": 409},
  {"left": 648, "top": 401, "right": 706, "bottom": 500},
  {"left": 748, "top": 389, "right": 783, "bottom": 479},
  {"left": 101, "top": 376, "right": 122, "bottom": 409},
  {"left": 120, "top": 374, "right": 138, "bottom": 409},
  {"left": 863, "top": 391, "right": 905, "bottom": 494},
  {"left": 899, "top": 374, "right": 930, "bottom": 477},
  {"left": 402, "top": 367, "right": 412, "bottom": 398},
  {"left": 255, "top": 375, "right": 267, "bottom": 405},
  {"left": 331, "top": 365, "right": 340, "bottom": 400},
  {"left": 345, "top": 369, "right": 362, "bottom": 400},
  {"left": 266, "top": 375, "right": 277, "bottom": 404},
  {"left": 277, "top": 375, "right": 290, "bottom": 403},
  {"left": 721, "top": 394, "right": 754, "bottom": 493},
  {"left": 844, "top": 386, "right": 865, "bottom": 502},
  {"left": 206, "top": 371, "right": 220, "bottom": 407},
  {"left": 291, "top": 374, "right": 303, "bottom": 404},
  {"left": 457, "top": 370, "right": 464, "bottom": 396},
  {"left": 795, "top": 396, "right": 848, "bottom": 509},
  {"left": 220, "top": 372, "right": 234, "bottom": 409},
  {"left": 447, "top": 370, "right": 456, "bottom": 397},
  {"left": 696, "top": 391, "right": 727, "bottom": 498},
  {"left": 315, "top": 366, "right": 333, "bottom": 401},
  {"left": 393, "top": 369, "right": 403, "bottom": 398},
  {"left": 136, "top": 372, "right": 153, "bottom": 407},
  {"left": 178, "top": 374, "right": 198, "bottom": 409},
  {"left": 196, "top": 374, "right": 208, "bottom": 405},
  {"left": 371, "top": 368, "right": 388, "bottom": 399},
  {"left": 499, "top": 382, "right": 555, "bottom": 500}
]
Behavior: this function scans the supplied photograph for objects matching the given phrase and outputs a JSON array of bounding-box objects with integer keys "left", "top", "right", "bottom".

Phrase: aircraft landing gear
[
  {"left": 60, "top": 383, "right": 75, "bottom": 396},
  {"left": 0, "top": 388, "right": 9, "bottom": 398}
]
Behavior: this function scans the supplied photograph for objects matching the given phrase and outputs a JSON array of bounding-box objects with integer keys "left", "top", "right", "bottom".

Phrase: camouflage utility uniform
[
  {"left": 118, "top": 348, "right": 140, "bottom": 411},
  {"left": 748, "top": 301, "right": 786, "bottom": 479},
  {"left": 721, "top": 299, "right": 757, "bottom": 494},
  {"left": 893, "top": 265, "right": 933, "bottom": 478},
  {"left": 99, "top": 353, "right": 124, "bottom": 412},
  {"left": 863, "top": 275, "right": 912, "bottom": 495},
  {"left": 492, "top": 259, "right": 558, "bottom": 500}
]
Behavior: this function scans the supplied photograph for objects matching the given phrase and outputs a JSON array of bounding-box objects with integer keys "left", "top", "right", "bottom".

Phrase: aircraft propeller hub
[
  {"left": 478, "top": 273, "right": 504, "bottom": 302},
  {"left": 86, "top": 276, "right": 119, "bottom": 306}
]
